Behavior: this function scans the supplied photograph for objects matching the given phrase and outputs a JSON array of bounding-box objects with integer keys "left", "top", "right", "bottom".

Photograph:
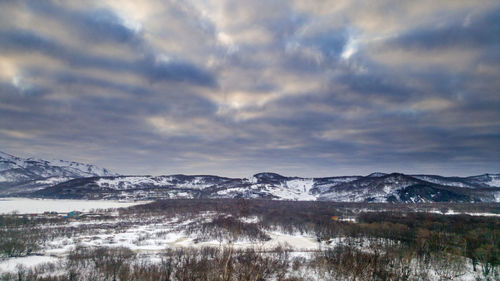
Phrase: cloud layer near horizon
[{"left": 1, "top": 0, "right": 499, "bottom": 177}]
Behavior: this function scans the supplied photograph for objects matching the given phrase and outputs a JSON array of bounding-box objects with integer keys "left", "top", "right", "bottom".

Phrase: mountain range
[{"left": 1, "top": 151, "right": 499, "bottom": 202}]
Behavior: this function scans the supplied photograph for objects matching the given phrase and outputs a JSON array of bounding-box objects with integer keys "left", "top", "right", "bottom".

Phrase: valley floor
[
  {"left": 0, "top": 197, "right": 149, "bottom": 214},
  {"left": 1, "top": 199, "right": 499, "bottom": 280}
]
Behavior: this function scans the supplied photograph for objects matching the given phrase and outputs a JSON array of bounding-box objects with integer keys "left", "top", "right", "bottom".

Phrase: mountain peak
[
  {"left": 366, "top": 172, "right": 387, "bottom": 178},
  {"left": 253, "top": 172, "right": 286, "bottom": 179}
]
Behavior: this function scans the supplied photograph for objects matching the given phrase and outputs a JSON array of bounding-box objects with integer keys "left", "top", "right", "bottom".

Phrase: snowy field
[
  {"left": 0, "top": 197, "right": 149, "bottom": 214},
  {"left": 428, "top": 209, "right": 500, "bottom": 217},
  {"left": 0, "top": 211, "right": 324, "bottom": 274},
  {"left": 0, "top": 256, "right": 59, "bottom": 273},
  {"left": 0, "top": 200, "right": 498, "bottom": 280}
]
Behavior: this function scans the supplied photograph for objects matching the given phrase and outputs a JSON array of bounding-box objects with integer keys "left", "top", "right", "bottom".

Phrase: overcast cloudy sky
[{"left": 1, "top": 0, "right": 499, "bottom": 177}]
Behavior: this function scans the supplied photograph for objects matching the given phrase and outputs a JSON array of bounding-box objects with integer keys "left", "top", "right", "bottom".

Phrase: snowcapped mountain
[
  {"left": 0, "top": 151, "right": 117, "bottom": 195},
  {"left": 31, "top": 172, "right": 500, "bottom": 203},
  {"left": 2, "top": 150, "right": 498, "bottom": 202}
]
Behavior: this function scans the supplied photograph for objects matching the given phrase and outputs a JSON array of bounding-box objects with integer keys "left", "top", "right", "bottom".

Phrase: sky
[{"left": 1, "top": 0, "right": 499, "bottom": 177}]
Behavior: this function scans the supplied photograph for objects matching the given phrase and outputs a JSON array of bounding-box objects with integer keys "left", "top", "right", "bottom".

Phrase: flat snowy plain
[{"left": 0, "top": 198, "right": 148, "bottom": 214}]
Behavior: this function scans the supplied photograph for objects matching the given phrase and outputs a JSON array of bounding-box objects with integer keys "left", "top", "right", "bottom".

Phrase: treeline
[{"left": 125, "top": 199, "right": 500, "bottom": 216}]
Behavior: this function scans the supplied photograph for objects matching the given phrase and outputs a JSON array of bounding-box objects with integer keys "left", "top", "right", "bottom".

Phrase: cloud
[
  {"left": 0, "top": 28, "right": 216, "bottom": 87},
  {"left": 139, "top": 56, "right": 217, "bottom": 86},
  {"left": 390, "top": 9, "right": 500, "bottom": 50},
  {"left": 22, "top": 0, "right": 142, "bottom": 45},
  {"left": 0, "top": 129, "right": 35, "bottom": 139},
  {"left": 410, "top": 98, "right": 456, "bottom": 112},
  {"left": 0, "top": 0, "right": 499, "bottom": 177}
]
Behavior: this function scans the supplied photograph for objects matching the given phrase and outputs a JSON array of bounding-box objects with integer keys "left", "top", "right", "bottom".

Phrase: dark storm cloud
[{"left": 1, "top": 0, "right": 499, "bottom": 177}]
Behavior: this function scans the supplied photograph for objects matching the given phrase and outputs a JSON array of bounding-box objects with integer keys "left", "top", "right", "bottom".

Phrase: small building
[{"left": 64, "top": 211, "right": 82, "bottom": 218}]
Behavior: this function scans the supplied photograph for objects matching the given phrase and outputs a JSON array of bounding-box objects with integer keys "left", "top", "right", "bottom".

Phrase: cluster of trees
[
  {"left": 1, "top": 199, "right": 498, "bottom": 280},
  {"left": 3, "top": 246, "right": 292, "bottom": 281},
  {"left": 0, "top": 243, "right": 483, "bottom": 281},
  {"left": 356, "top": 212, "right": 499, "bottom": 276},
  {"left": 185, "top": 215, "right": 270, "bottom": 243},
  {"left": 0, "top": 212, "right": 119, "bottom": 258},
  {"left": 0, "top": 215, "right": 43, "bottom": 257}
]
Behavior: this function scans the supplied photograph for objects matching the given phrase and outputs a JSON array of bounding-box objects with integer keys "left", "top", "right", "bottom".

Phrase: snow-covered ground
[
  {"left": 40, "top": 215, "right": 321, "bottom": 254},
  {"left": 428, "top": 209, "right": 500, "bottom": 217},
  {"left": 0, "top": 205, "right": 497, "bottom": 280},
  {"left": 0, "top": 198, "right": 149, "bottom": 214},
  {"left": 0, "top": 213, "right": 323, "bottom": 274},
  {"left": 277, "top": 179, "right": 316, "bottom": 200},
  {"left": 0, "top": 256, "right": 59, "bottom": 273}
]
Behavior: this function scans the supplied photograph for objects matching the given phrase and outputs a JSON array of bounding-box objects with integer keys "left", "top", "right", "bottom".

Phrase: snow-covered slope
[
  {"left": 465, "top": 174, "right": 500, "bottom": 187},
  {"left": 412, "top": 175, "right": 474, "bottom": 188},
  {"left": 0, "top": 151, "right": 117, "bottom": 195}
]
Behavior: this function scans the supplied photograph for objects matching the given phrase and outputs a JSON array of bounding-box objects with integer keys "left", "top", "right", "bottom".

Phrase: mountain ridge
[
  {"left": 0, "top": 150, "right": 117, "bottom": 195},
  {"left": 31, "top": 172, "right": 500, "bottom": 203},
  {"left": 1, "top": 151, "right": 499, "bottom": 202}
]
